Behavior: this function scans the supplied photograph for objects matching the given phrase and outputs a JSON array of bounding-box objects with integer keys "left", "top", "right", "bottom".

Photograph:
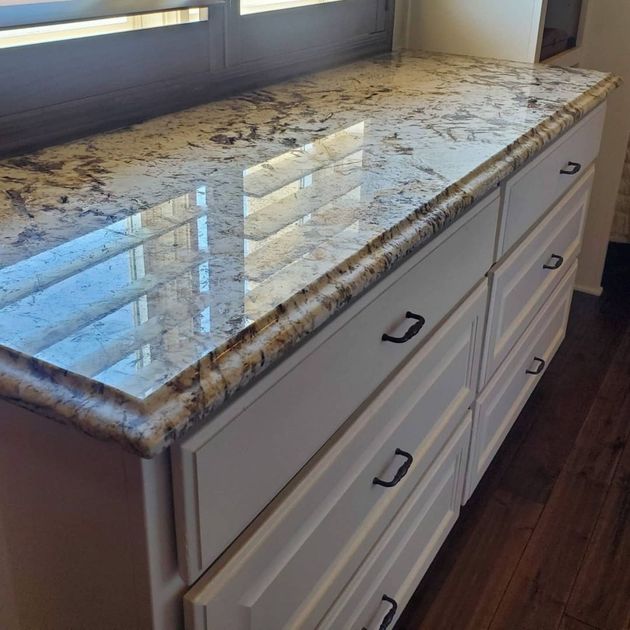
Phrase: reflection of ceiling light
[
  {"left": 243, "top": 122, "right": 365, "bottom": 178},
  {"left": 243, "top": 122, "right": 366, "bottom": 202}
]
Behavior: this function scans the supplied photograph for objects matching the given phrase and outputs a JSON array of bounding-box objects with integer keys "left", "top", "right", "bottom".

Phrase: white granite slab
[{"left": 0, "top": 51, "right": 620, "bottom": 456}]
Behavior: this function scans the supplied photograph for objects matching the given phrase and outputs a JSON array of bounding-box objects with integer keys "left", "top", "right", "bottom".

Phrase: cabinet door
[
  {"left": 482, "top": 167, "right": 592, "bottom": 386},
  {"left": 318, "top": 413, "right": 472, "bottom": 630},
  {"left": 466, "top": 261, "right": 577, "bottom": 500},
  {"left": 499, "top": 105, "right": 604, "bottom": 256},
  {"left": 183, "top": 286, "right": 486, "bottom": 630}
]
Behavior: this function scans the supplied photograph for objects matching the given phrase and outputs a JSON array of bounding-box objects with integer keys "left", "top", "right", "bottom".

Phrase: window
[
  {"left": 0, "top": 8, "right": 207, "bottom": 48},
  {"left": 540, "top": 0, "right": 584, "bottom": 60},
  {"left": 0, "top": 0, "right": 393, "bottom": 155},
  {"left": 0, "top": 0, "right": 213, "bottom": 28},
  {"left": 240, "top": 0, "right": 340, "bottom": 16}
]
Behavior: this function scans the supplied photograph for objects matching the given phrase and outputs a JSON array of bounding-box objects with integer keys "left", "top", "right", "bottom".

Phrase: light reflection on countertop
[
  {"left": 0, "top": 122, "right": 370, "bottom": 398},
  {"left": 0, "top": 112, "right": 467, "bottom": 405}
]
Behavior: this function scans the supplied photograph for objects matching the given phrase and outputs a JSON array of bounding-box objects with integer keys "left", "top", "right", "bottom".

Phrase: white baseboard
[{"left": 574, "top": 284, "right": 603, "bottom": 297}]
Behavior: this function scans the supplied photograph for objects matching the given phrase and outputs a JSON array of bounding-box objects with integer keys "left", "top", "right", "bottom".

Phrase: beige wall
[
  {"left": 577, "top": 0, "right": 630, "bottom": 292},
  {"left": 612, "top": 139, "right": 630, "bottom": 242},
  {"left": 396, "top": 0, "right": 544, "bottom": 61}
]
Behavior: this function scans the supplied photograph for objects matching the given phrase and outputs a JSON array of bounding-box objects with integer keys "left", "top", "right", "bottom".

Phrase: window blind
[
  {"left": 0, "top": 0, "right": 224, "bottom": 29},
  {"left": 240, "top": 0, "right": 340, "bottom": 16}
]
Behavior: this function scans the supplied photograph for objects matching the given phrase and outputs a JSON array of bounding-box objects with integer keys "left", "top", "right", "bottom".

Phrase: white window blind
[
  {"left": 0, "top": 7, "right": 207, "bottom": 48},
  {"left": 240, "top": 0, "right": 341, "bottom": 16},
  {"left": 0, "top": 0, "right": 221, "bottom": 29}
]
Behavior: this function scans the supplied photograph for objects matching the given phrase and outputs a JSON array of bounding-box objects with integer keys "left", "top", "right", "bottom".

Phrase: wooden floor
[{"left": 396, "top": 243, "right": 630, "bottom": 630}]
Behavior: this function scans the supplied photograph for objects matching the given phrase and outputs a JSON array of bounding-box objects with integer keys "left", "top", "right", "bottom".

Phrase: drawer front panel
[
  {"left": 183, "top": 285, "right": 487, "bottom": 630},
  {"left": 465, "top": 261, "right": 577, "bottom": 500},
  {"left": 499, "top": 105, "right": 605, "bottom": 256},
  {"left": 175, "top": 194, "right": 499, "bottom": 581},
  {"left": 482, "top": 167, "right": 593, "bottom": 387},
  {"left": 318, "top": 413, "right": 471, "bottom": 630}
]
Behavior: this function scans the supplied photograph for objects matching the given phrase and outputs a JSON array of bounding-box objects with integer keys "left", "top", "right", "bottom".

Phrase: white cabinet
[
  {"left": 318, "top": 414, "right": 471, "bottom": 630},
  {"left": 498, "top": 105, "right": 604, "bottom": 256},
  {"left": 179, "top": 111, "right": 602, "bottom": 630},
  {"left": 183, "top": 285, "right": 487, "bottom": 630},
  {"left": 482, "top": 167, "right": 593, "bottom": 386},
  {"left": 467, "top": 261, "right": 577, "bottom": 500},
  {"left": 0, "top": 94, "right": 606, "bottom": 630}
]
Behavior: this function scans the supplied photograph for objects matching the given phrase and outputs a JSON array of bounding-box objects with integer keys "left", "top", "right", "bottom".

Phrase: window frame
[{"left": 0, "top": 0, "right": 395, "bottom": 156}]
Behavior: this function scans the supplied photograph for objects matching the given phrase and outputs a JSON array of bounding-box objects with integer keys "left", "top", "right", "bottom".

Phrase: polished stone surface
[{"left": 0, "top": 51, "right": 620, "bottom": 456}]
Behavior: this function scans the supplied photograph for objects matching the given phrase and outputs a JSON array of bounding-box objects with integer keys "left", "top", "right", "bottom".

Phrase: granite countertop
[{"left": 0, "top": 51, "right": 620, "bottom": 457}]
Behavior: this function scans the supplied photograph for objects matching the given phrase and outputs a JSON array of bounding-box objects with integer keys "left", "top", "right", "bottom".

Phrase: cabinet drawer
[
  {"left": 499, "top": 105, "right": 604, "bottom": 256},
  {"left": 183, "top": 285, "right": 487, "bottom": 630},
  {"left": 465, "top": 261, "right": 577, "bottom": 500},
  {"left": 318, "top": 413, "right": 471, "bottom": 630},
  {"left": 174, "top": 194, "right": 499, "bottom": 581},
  {"left": 481, "top": 167, "right": 593, "bottom": 387}
]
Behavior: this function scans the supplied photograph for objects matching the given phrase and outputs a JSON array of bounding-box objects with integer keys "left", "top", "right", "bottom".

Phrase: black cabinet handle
[
  {"left": 373, "top": 449, "right": 413, "bottom": 488},
  {"left": 362, "top": 595, "right": 398, "bottom": 630},
  {"left": 382, "top": 312, "right": 425, "bottom": 344},
  {"left": 543, "top": 254, "right": 564, "bottom": 270},
  {"left": 526, "top": 356, "right": 546, "bottom": 375},
  {"left": 560, "top": 161, "right": 582, "bottom": 175}
]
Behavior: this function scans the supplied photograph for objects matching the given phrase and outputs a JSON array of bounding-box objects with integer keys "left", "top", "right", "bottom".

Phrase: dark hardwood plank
[
  {"left": 600, "top": 243, "right": 630, "bottom": 318},
  {"left": 488, "top": 325, "right": 630, "bottom": 630},
  {"left": 497, "top": 292, "right": 627, "bottom": 505},
  {"left": 565, "top": 404, "right": 630, "bottom": 630},
  {"left": 395, "top": 490, "right": 542, "bottom": 630},
  {"left": 562, "top": 323, "right": 630, "bottom": 485},
  {"left": 489, "top": 472, "right": 607, "bottom": 630}
]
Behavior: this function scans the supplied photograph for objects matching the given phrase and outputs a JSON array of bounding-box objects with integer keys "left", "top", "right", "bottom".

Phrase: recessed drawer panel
[
  {"left": 174, "top": 194, "right": 499, "bottom": 582},
  {"left": 317, "top": 413, "right": 471, "bottom": 630},
  {"left": 499, "top": 105, "right": 605, "bottom": 256},
  {"left": 465, "top": 260, "right": 577, "bottom": 501},
  {"left": 481, "top": 167, "right": 593, "bottom": 387},
  {"left": 183, "top": 285, "right": 487, "bottom": 630}
]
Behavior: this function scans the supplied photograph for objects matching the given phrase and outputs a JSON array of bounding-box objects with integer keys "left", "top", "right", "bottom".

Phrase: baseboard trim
[{"left": 574, "top": 284, "right": 603, "bottom": 297}]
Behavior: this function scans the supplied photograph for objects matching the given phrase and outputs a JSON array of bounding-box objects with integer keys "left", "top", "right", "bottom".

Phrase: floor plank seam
[
  {"left": 484, "top": 514, "right": 541, "bottom": 630},
  {"left": 564, "top": 612, "right": 602, "bottom": 630},
  {"left": 556, "top": 479, "right": 616, "bottom": 630},
  {"left": 552, "top": 322, "right": 630, "bottom": 630},
  {"left": 487, "top": 325, "right": 630, "bottom": 630}
]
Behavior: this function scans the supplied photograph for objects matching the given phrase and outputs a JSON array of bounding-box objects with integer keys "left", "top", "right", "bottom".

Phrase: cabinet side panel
[
  {"left": 405, "top": 0, "right": 542, "bottom": 62},
  {"left": 0, "top": 401, "right": 147, "bottom": 630}
]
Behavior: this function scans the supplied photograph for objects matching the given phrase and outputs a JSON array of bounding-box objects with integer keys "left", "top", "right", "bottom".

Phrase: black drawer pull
[
  {"left": 362, "top": 595, "right": 398, "bottom": 630},
  {"left": 526, "top": 356, "right": 546, "bottom": 375},
  {"left": 373, "top": 449, "right": 413, "bottom": 488},
  {"left": 382, "top": 312, "right": 425, "bottom": 344},
  {"left": 543, "top": 254, "right": 564, "bottom": 270},
  {"left": 560, "top": 161, "right": 582, "bottom": 175}
]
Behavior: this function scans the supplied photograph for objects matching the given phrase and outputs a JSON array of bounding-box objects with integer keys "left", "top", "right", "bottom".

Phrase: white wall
[
  {"left": 576, "top": 0, "right": 630, "bottom": 293},
  {"left": 398, "top": 0, "right": 544, "bottom": 62}
]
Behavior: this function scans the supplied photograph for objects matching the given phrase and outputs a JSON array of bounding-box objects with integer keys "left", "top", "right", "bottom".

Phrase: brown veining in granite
[{"left": 0, "top": 51, "right": 621, "bottom": 456}]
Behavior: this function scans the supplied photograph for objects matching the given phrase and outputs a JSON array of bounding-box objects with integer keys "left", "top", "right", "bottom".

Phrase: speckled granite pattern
[{"left": 0, "top": 51, "right": 620, "bottom": 456}]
